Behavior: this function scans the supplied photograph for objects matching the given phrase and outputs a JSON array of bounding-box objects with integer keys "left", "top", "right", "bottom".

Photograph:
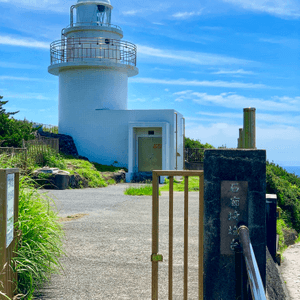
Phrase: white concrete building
[{"left": 48, "top": 0, "right": 184, "bottom": 182}]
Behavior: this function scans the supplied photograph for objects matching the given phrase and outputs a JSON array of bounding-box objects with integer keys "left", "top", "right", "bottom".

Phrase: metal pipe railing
[{"left": 238, "top": 226, "right": 267, "bottom": 300}]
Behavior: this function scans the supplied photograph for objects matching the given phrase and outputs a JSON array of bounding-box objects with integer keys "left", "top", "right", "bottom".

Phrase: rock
[
  {"left": 266, "top": 247, "right": 290, "bottom": 300},
  {"left": 38, "top": 131, "right": 78, "bottom": 156},
  {"left": 102, "top": 170, "right": 126, "bottom": 183},
  {"left": 283, "top": 228, "right": 298, "bottom": 247}
]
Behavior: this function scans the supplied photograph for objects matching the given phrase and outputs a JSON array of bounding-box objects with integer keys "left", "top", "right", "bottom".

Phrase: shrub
[{"left": 266, "top": 161, "right": 300, "bottom": 232}]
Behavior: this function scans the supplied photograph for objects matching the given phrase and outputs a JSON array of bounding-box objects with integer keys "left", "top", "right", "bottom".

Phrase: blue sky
[{"left": 0, "top": 0, "right": 300, "bottom": 166}]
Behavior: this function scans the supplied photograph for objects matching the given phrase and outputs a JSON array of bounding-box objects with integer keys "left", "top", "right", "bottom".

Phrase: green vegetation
[
  {"left": 160, "top": 176, "right": 200, "bottom": 192},
  {"left": 184, "top": 137, "right": 215, "bottom": 149},
  {"left": 63, "top": 157, "right": 111, "bottom": 187},
  {"left": 12, "top": 177, "right": 64, "bottom": 299},
  {"left": 124, "top": 184, "right": 161, "bottom": 196},
  {"left": 42, "top": 126, "right": 58, "bottom": 134},
  {"left": 93, "top": 161, "right": 127, "bottom": 172},
  {"left": 0, "top": 96, "right": 39, "bottom": 148},
  {"left": 267, "top": 161, "right": 300, "bottom": 232}
]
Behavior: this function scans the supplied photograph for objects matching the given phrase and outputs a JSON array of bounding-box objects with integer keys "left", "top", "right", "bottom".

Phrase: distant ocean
[{"left": 282, "top": 166, "right": 300, "bottom": 177}]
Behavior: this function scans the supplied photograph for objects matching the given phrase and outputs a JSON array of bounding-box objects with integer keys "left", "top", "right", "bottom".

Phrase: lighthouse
[{"left": 49, "top": 0, "right": 184, "bottom": 182}]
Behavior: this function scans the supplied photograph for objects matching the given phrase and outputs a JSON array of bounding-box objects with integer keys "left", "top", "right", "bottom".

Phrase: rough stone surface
[
  {"left": 283, "top": 228, "right": 298, "bottom": 247},
  {"left": 32, "top": 172, "right": 89, "bottom": 190},
  {"left": 266, "top": 247, "right": 290, "bottom": 300},
  {"left": 101, "top": 170, "right": 126, "bottom": 183},
  {"left": 184, "top": 161, "right": 204, "bottom": 170},
  {"left": 203, "top": 149, "right": 266, "bottom": 300},
  {"left": 38, "top": 131, "right": 79, "bottom": 156}
]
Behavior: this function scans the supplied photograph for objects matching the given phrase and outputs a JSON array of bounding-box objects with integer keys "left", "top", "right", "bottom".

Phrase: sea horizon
[{"left": 281, "top": 166, "right": 300, "bottom": 177}]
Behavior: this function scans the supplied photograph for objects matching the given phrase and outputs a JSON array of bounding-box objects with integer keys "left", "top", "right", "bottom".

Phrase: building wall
[
  {"left": 59, "top": 68, "right": 128, "bottom": 133},
  {"left": 60, "top": 109, "right": 184, "bottom": 172}
]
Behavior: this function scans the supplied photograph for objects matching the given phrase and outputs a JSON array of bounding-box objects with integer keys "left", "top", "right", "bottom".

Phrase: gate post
[
  {"left": 0, "top": 169, "right": 19, "bottom": 299},
  {"left": 203, "top": 149, "right": 266, "bottom": 299}
]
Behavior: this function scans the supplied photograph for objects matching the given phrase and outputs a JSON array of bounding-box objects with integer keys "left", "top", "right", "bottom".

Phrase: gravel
[{"left": 35, "top": 184, "right": 201, "bottom": 299}]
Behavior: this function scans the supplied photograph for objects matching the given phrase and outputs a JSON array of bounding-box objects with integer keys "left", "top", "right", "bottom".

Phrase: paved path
[
  {"left": 35, "top": 184, "right": 201, "bottom": 299},
  {"left": 280, "top": 243, "right": 300, "bottom": 299}
]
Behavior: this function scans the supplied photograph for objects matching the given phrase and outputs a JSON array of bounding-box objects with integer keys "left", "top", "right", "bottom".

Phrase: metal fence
[
  {"left": 0, "top": 137, "right": 59, "bottom": 169},
  {"left": 25, "top": 138, "right": 59, "bottom": 165},
  {"left": 152, "top": 170, "right": 204, "bottom": 300},
  {"left": 184, "top": 148, "right": 206, "bottom": 163},
  {"left": 50, "top": 37, "right": 137, "bottom": 67}
]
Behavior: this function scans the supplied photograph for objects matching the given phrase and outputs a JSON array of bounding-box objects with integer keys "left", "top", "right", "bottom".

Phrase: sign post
[
  {"left": 0, "top": 169, "right": 19, "bottom": 299},
  {"left": 203, "top": 149, "right": 266, "bottom": 299}
]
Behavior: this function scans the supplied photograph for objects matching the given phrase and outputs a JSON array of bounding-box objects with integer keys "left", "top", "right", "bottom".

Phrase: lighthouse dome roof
[{"left": 77, "top": 0, "right": 111, "bottom": 4}]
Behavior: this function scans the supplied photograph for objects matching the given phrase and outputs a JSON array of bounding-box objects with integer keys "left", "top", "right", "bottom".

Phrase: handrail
[
  {"left": 49, "top": 37, "right": 137, "bottom": 67},
  {"left": 238, "top": 226, "right": 267, "bottom": 300},
  {"left": 65, "top": 22, "right": 122, "bottom": 31}
]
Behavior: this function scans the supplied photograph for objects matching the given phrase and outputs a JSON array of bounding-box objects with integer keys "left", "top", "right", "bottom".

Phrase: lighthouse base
[{"left": 59, "top": 109, "right": 184, "bottom": 182}]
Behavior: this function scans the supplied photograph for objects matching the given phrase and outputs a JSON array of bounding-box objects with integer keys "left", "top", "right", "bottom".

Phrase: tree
[
  {"left": 0, "top": 95, "right": 19, "bottom": 116},
  {"left": 184, "top": 137, "right": 215, "bottom": 149},
  {"left": 0, "top": 96, "right": 37, "bottom": 147}
]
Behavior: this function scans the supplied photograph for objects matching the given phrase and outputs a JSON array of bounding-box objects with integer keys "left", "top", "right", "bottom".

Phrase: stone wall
[
  {"left": 38, "top": 131, "right": 78, "bottom": 156},
  {"left": 184, "top": 161, "right": 203, "bottom": 170}
]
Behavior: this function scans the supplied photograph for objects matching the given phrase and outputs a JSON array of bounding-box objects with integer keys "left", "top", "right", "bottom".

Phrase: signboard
[
  {"left": 220, "top": 181, "right": 248, "bottom": 255},
  {"left": 6, "top": 173, "right": 15, "bottom": 248}
]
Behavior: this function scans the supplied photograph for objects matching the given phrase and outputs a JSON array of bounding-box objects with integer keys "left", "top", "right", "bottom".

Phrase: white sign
[{"left": 6, "top": 173, "right": 14, "bottom": 248}]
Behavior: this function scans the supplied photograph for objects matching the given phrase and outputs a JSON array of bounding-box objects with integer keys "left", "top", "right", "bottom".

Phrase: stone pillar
[{"left": 203, "top": 149, "right": 266, "bottom": 299}]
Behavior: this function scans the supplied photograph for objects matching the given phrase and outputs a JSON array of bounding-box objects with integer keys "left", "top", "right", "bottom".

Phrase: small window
[{"left": 148, "top": 131, "right": 154, "bottom": 135}]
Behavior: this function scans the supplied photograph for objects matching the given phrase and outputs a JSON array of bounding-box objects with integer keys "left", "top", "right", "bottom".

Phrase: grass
[
  {"left": 11, "top": 177, "right": 65, "bottom": 299},
  {"left": 160, "top": 176, "right": 200, "bottom": 192},
  {"left": 124, "top": 184, "right": 161, "bottom": 196},
  {"left": 63, "top": 158, "right": 110, "bottom": 187}
]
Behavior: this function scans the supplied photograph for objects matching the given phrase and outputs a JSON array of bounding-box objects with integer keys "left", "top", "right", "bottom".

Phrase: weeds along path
[{"left": 35, "top": 184, "right": 201, "bottom": 299}]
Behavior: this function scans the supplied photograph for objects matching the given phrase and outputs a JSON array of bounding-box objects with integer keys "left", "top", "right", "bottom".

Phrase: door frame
[{"left": 127, "top": 122, "right": 170, "bottom": 181}]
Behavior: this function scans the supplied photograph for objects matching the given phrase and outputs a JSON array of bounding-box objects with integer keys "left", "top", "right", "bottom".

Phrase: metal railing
[
  {"left": 50, "top": 37, "right": 137, "bottom": 67},
  {"left": 152, "top": 170, "right": 204, "bottom": 299},
  {"left": 184, "top": 148, "right": 206, "bottom": 163},
  {"left": 65, "top": 22, "right": 122, "bottom": 30},
  {"left": 237, "top": 226, "right": 267, "bottom": 300}
]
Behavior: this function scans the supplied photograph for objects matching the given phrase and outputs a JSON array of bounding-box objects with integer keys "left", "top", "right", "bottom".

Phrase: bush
[
  {"left": 185, "top": 137, "right": 215, "bottom": 149},
  {"left": 266, "top": 161, "right": 300, "bottom": 232}
]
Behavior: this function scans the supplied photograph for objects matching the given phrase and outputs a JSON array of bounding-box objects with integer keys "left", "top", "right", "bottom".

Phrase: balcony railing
[
  {"left": 65, "top": 22, "right": 122, "bottom": 31},
  {"left": 50, "top": 37, "right": 137, "bottom": 67}
]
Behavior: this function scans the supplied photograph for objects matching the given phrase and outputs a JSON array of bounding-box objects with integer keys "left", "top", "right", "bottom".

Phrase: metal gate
[{"left": 151, "top": 170, "right": 204, "bottom": 300}]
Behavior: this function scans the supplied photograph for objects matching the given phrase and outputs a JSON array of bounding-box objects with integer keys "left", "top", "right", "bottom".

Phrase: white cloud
[
  {"left": 0, "top": 76, "right": 53, "bottom": 82},
  {"left": 172, "top": 11, "right": 203, "bottom": 19},
  {"left": 122, "top": 10, "right": 141, "bottom": 16},
  {"left": 131, "top": 77, "right": 269, "bottom": 89},
  {"left": 185, "top": 122, "right": 300, "bottom": 164},
  {"left": 178, "top": 91, "right": 300, "bottom": 111},
  {"left": 5, "top": 93, "right": 51, "bottom": 100},
  {"left": 137, "top": 45, "right": 254, "bottom": 66},
  {"left": 212, "top": 69, "right": 255, "bottom": 75},
  {"left": 0, "top": 0, "right": 66, "bottom": 12},
  {"left": 259, "top": 37, "right": 300, "bottom": 48},
  {"left": 195, "top": 111, "right": 300, "bottom": 125},
  {"left": 0, "top": 61, "right": 40, "bottom": 69},
  {"left": 0, "top": 35, "right": 49, "bottom": 49},
  {"left": 222, "top": 0, "right": 300, "bottom": 18}
]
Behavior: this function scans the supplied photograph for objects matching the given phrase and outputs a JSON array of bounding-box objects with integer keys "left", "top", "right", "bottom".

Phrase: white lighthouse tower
[
  {"left": 49, "top": 0, "right": 185, "bottom": 182},
  {"left": 48, "top": 0, "right": 138, "bottom": 131}
]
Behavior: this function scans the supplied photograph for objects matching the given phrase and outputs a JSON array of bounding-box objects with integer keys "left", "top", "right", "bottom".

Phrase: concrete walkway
[{"left": 35, "top": 184, "right": 201, "bottom": 299}]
